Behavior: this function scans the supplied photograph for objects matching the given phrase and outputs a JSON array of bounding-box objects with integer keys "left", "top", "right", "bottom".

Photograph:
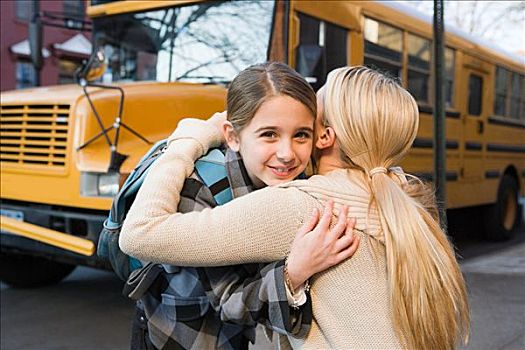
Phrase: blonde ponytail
[
  {"left": 372, "top": 173, "right": 469, "bottom": 349},
  {"left": 323, "top": 66, "right": 470, "bottom": 349}
]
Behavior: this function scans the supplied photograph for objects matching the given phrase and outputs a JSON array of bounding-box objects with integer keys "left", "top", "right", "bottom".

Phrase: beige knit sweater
[{"left": 120, "top": 119, "right": 402, "bottom": 349}]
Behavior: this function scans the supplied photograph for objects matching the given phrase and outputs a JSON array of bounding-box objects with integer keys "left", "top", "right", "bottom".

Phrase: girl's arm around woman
[{"left": 120, "top": 118, "right": 318, "bottom": 266}]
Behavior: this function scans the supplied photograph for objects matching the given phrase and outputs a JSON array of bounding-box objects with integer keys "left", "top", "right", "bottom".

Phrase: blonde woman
[{"left": 121, "top": 66, "right": 470, "bottom": 349}]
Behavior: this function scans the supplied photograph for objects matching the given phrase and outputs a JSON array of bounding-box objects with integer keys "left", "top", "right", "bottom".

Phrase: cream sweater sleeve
[{"left": 119, "top": 128, "right": 319, "bottom": 266}]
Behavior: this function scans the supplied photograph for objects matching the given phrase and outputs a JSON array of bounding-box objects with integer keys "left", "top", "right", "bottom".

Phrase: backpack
[{"left": 97, "top": 139, "right": 232, "bottom": 281}]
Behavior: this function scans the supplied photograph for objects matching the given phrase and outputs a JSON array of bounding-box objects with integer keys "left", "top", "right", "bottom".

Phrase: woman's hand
[
  {"left": 207, "top": 111, "right": 227, "bottom": 141},
  {"left": 286, "top": 200, "right": 359, "bottom": 291}
]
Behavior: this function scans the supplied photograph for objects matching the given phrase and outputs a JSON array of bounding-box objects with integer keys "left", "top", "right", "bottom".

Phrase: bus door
[{"left": 461, "top": 65, "right": 489, "bottom": 181}]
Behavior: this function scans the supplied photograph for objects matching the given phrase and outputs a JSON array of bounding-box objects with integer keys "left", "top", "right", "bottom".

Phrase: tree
[{"left": 398, "top": 0, "right": 525, "bottom": 56}]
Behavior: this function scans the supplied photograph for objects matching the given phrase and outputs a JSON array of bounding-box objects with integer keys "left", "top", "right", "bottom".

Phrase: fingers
[
  {"left": 208, "top": 111, "right": 228, "bottom": 133},
  {"left": 316, "top": 200, "right": 334, "bottom": 232},
  {"left": 333, "top": 231, "right": 355, "bottom": 252},
  {"left": 335, "top": 235, "right": 360, "bottom": 263},
  {"left": 297, "top": 208, "right": 319, "bottom": 236},
  {"left": 328, "top": 205, "right": 349, "bottom": 240},
  {"left": 345, "top": 218, "right": 356, "bottom": 239}
]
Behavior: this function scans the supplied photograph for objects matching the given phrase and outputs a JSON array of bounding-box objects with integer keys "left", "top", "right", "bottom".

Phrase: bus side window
[
  {"left": 363, "top": 18, "right": 402, "bottom": 80},
  {"left": 407, "top": 33, "right": 431, "bottom": 104},
  {"left": 509, "top": 72, "right": 521, "bottom": 120},
  {"left": 494, "top": 66, "right": 508, "bottom": 116},
  {"left": 295, "top": 12, "right": 347, "bottom": 91},
  {"left": 444, "top": 48, "right": 455, "bottom": 108},
  {"left": 468, "top": 74, "right": 483, "bottom": 116}
]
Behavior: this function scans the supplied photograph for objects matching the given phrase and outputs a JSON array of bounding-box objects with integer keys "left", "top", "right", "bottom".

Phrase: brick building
[{"left": 0, "top": 0, "right": 92, "bottom": 91}]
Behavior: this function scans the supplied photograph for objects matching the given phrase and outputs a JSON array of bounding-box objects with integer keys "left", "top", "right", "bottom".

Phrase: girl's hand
[{"left": 286, "top": 200, "right": 359, "bottom": 290}]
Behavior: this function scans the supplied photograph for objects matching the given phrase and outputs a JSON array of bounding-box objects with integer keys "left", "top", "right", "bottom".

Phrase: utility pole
[
  {"left": 433, "top": 0, "right": 447, "bottom": 229},
  {"left": 29, "top": 0, "right": 43, "bottom": 86}
]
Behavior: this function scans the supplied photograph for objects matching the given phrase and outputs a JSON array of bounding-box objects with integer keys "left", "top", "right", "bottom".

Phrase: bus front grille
[{"left": 0, "top": 104, "right": 70, "bottom": 169}]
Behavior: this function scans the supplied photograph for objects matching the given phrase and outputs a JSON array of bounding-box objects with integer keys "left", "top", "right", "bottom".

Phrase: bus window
[
  {"left": 494, "top": 66, "right": 508, "bottom": 116},
  {"left": 93, "top": 1, "right": 275, "bottom": 83},
  {"left": 445, "top": 47, "right": 455, "bottom": 108},
  {"left": 298, "top": 13, "right": 320, "bottom": 46},
  {"left": 468, "top": 74, "right": 483, "bottom": 116},
  {"left": 364, "top": 18, "right": 402, "bottom": 79},
  {"left": 325, "top": 22, "right": 347, "bottom": 75},
  {"left": 295, "top": 12, "right": 347, "bottom": 90},
  {"left": 407, "top": 33, "right": 431, "bottom": 103},
  {"left": 510, "top": 72, "right": 521, "bottom": 120}
]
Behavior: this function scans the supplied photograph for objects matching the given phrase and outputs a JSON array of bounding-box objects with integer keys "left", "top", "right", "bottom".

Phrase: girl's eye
[
  {"left": 260, "top": 131, "right": 277, "bottom": 138},
  {"left": 295, "top": 131, "right": 312, "bottom": 139}
]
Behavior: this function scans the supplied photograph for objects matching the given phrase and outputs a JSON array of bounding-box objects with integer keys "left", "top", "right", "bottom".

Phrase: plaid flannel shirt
[{"left": 135, "top": 149, "right": 312, "bottom": 350}]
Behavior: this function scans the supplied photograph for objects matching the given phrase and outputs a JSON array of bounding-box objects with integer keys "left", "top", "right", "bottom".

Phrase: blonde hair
[
  {"left": 227, "top": 62, "right": 316, "bottom": 132},
  {"left": 323, "top": 66, "right": 470, "bottom": 350}
]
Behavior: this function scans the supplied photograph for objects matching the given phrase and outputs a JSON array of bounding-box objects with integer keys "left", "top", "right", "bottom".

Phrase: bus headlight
[{"left": 80, "top": 172, "right": 120, "bottom": 197}]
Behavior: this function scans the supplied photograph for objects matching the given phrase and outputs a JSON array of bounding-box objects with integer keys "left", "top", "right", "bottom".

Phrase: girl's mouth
[{"left": 268, "top": 166, "right": 297, "bottom": 178}]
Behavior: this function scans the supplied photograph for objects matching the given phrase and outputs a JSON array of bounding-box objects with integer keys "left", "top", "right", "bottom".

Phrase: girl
[
  {"left": 121, "top": 66, "right": 470, "bottom": 349},
  {"left": 125, "top": 62, "right": 357, "bottom": 350}
]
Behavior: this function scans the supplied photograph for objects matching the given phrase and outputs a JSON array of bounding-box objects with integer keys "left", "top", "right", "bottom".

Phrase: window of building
[
  {"left": 63, "top": 0, "right": 85, "bottom": 29},
  {"left": 16, "top": 61, "right": 36, "bottom": 89},
  {"left": 509, "top": 72, "right": 521, "bottom": 120},
  {"left": 16, "top": 0, "right": 32, "bottom": 21},
  {"left": 295, "top": 12, "right": 347, "bottom": 90},
  {"left": 407, "top": 33, "right": 431, "bottom": 103},
  {"left": 364, "top": 18, "right": 402, "bottom": 79},
  {"left": 494, "top": 66, "right": 508, "bottom": 116},
  {"left": 468, "top": 74, "right": 483, "bottom": 116},
  {"left": 444, "top": 47, "right": 455, "bottom": 108}
]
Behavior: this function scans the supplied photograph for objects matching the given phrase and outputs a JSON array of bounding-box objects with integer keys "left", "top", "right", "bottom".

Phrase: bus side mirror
[
  {"left": 77, "top": 47, "right": 107, "bottom": 83},
  {"left": 296, "top": 44, "right": 326, "bottom": 90}
]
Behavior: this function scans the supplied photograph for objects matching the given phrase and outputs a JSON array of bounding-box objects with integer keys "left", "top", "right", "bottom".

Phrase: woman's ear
[
  {"left": 315, "top": 126, "right": 336, "bottom": 150},
  {"left": 222, "top": 121, "right": 240, "bottom": 152}
]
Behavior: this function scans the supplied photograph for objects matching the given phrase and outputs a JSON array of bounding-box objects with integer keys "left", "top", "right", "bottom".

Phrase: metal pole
[
  {"left": 433, "top": 0, "right": 447, "bottom": 229},
  {"left": 29, "top": 0, "right": 42, "bottom": 86},
  {"left": 168, "top": 11, "right": 176, "bottom": 82}
]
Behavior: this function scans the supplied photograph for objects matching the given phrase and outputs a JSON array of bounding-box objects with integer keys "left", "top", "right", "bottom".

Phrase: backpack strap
[
  {"left": 108, "top": 139, "right": 168, "bottom": 226},
  {"left": 194, "top": 149, "right": 233, "bottom": 205}
]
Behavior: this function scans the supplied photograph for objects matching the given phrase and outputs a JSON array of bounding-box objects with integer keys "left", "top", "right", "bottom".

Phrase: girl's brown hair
[{"left": 227, "top": 62, "right": 316, "bottom": 131}]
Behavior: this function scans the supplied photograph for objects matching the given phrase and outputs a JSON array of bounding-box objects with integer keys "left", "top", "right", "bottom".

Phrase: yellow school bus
[{"left": 1, "top": 0, "right": 524, "bottom": 286}]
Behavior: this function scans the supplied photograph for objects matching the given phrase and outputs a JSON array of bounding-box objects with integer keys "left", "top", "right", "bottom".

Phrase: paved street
[
  {"left": 1, "top": 227, "right": 524, "bottom": 350},
  {"left": 459, "top": 242, "right": 525, "bottom": 350}
]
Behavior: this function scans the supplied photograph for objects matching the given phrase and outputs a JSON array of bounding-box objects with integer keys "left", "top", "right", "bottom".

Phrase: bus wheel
[
  {"left": 484, "top": 174, "right": 519, "bottom": 241},
  {"left": 0, "top": 253, "right": 76, "bottom": 288}
]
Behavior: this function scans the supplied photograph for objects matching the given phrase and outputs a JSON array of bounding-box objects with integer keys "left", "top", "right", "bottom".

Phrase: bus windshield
[{"left": 92, "top": 1, "right": 276, "bottom": 84}]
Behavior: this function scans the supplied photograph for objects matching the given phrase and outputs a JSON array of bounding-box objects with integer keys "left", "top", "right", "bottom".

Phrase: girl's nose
[{"left": 276, "top": 141, "right": 295, "bottom": 163}]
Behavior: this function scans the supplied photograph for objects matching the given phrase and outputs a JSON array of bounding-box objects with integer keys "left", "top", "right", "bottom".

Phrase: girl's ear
[
  {"left": 222, "top": 121, "right": 240, "bottom": 152},
  {"left": 315, "top": 126, "right": 336, "bottom": 149}
]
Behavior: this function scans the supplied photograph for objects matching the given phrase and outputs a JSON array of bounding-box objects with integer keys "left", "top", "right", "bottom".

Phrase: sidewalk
[{"left": 460, "top": 242, "right": 525, "bottom": 350}]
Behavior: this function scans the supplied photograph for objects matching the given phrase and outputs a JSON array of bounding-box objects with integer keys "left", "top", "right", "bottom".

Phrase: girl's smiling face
[{"left": 226, "top": 95, "right": 314, "bottom": 187}]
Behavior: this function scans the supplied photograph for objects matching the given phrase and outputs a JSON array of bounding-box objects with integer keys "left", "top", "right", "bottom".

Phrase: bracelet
[
  {"left": 284, "top": 256, "right": 310, "bottom": 295},
  {"left": 284, "top": 256, "right": 296, "bottom": 295}
]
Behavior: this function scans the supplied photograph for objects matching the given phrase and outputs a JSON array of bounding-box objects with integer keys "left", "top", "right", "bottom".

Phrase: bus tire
[
  {"left": 0, "top": 253, "right": 76, "bottom": 288},
  {"left": 484, "top": 174, "right": 519, "bottom": 241}
]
